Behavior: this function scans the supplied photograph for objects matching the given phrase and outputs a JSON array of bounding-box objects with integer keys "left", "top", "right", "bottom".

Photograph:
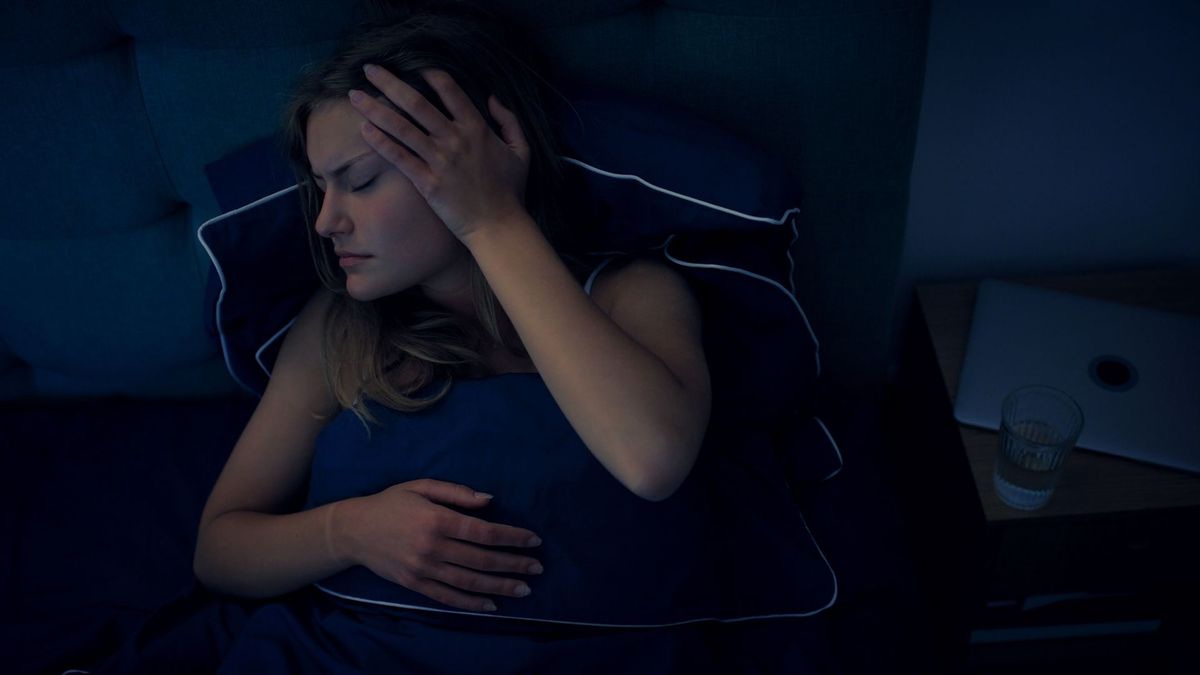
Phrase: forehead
[{"left": 305, "top": 101, "right": 371, "bottom": 173}]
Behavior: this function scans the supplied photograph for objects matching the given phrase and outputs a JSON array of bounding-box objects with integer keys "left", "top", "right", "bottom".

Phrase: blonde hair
[{"left": 279, "top": 0, "right": 594, "bottom": 434}]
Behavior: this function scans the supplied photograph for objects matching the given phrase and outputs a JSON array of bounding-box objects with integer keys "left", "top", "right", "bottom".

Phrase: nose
[{"left": 313, "top": 191, "right": 348, "bottom": 239}]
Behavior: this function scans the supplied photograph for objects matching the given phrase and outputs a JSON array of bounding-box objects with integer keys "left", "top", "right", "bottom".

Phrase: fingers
[
  {"left": 407, "top": 544, "right": 540, "bottom": 613},
  {"left": 418, "top": 68, "right": 481, "bottom": 131},
  {"left": 432, "top": 560, "right": 533, "bottom": 599},
  {"left": 387, "top": 551, "right": 536, "bottom": 613},
  {"left": 362, "top": 64, "right": 452, "bottom": 138},
  {"left": 438, "top": 538, "right": 545, "bottom": 577},
  {"left": 410, "top": 575, "right": 503, "bottom": 613},
  {"left": 350, "top": 90, "right": 436, "bottom": 173},
  {"left": 441, "top": 510, "right": 542, "bottom": 549},
  {"left": 404, "top": 479, "right": 492, "bottom": 507},
  {"left": 403, "top": 478, "right": 544, "bottom": 547},
  {"left": 487, "top": 94, "right": 530, "bottom": 164}
]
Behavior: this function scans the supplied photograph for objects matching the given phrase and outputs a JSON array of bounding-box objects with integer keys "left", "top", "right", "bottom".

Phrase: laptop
[{"left": 953, "top": 278, "right": 1200, "bottom": 475}]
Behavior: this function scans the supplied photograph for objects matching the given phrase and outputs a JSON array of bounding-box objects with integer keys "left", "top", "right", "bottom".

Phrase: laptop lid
[{"left": 953, "top": 278, "right": 1200, "bottom": 475}]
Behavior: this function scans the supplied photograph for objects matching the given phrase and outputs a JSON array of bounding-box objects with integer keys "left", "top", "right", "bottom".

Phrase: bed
[{"left": 0, "top": 1, "right": 947, "bottom": 673}]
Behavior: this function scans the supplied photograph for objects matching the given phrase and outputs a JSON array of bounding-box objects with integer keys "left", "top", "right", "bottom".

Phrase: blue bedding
[
  {"left": 62, "top": 369, "right": 843, "bottom": 673},
  {"left": 219, "top": 587, "right": 836, "bottom": 674},
  {"left": 8, "top": 391, "right": 923, "bottom": 675},
  {"left": 75, "top": 582, "right": 838, "bottom": 675},
  {"left": 208, "top": 261, "right": 834, "bottom": 669},
  {"left": 306, "top": 371, "right": 837, "bottom": 628}
]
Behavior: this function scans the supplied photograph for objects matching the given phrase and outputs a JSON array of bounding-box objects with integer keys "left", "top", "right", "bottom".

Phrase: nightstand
[{"left": 904, "top": 265, "right": 1200, "bottom": 671}]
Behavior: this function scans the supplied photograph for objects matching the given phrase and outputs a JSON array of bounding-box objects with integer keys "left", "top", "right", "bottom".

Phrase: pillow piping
[{"left": 196, "top": 183, "right": 301, "bottom": 397}]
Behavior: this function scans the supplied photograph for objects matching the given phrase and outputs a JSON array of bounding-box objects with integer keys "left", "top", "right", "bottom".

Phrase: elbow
[
  {"left": 191, "top": 550, "right": 254, "bottom": 600},
  {"left": 192, "top": 530, "right": 207, "bottom": 582},
  {"left": 635, "top": 391, "right": 710, "bottom": 503},
  {"left": 192, "top": 538, "right": 215, "bottom": 590},
  {"left": 193, "top": 563, "right": 216, "bottom": 594},
  {"left": 631, "top": 437, "right": 702, "bottom": 503},
  {"left": 192, "top": 559, "right": 218, "bottom": 595},
  {"left": 636, "top": 477, "right": 679, "bottom": 503},
  {"left": 192, "top": 521, "right": 229, "bottom": 595}
]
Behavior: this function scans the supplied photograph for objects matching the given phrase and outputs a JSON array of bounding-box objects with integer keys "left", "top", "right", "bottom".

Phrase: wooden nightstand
[{"left": 907, "top": 265, "right": 1200, "bottom": 670}]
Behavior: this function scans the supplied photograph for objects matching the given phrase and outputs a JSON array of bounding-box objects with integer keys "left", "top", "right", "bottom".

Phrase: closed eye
[{"left": 351, "top": 176, "right": 377, "bottom": 193}]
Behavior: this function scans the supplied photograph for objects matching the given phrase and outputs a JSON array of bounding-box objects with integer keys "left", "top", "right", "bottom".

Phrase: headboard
[{"left": 0, "top": 0, "right": 930, "bottom": 412}]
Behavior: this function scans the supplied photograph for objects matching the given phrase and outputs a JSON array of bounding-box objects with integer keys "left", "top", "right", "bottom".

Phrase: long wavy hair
[{"left": 279, "top": 0, "right": 593, "bottom": 432}]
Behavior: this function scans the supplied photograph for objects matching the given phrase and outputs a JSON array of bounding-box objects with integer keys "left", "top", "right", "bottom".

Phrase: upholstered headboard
[{"left": 0, "top": 0, "right": 929, "bottom": 411}]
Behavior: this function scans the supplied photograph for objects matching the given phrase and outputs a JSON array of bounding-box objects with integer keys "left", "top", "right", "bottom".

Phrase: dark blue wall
[{"left": 889, "top": 1, "right": 1200, "bottom": 378}]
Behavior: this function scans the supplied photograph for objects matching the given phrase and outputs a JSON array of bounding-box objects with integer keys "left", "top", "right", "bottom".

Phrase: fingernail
[
  {"left": 348, "top": 89, "right": 363, "bottom": 103},
  {"left": 528, "top": 563, "right": 544, "bottom": 575},
  {"left": 363, "top": 63, "right": 379, "bottom": 76},
  {"left": 515, "top": 584, "right": 531, "bottom": 597},
  {"left": 527, "top": 535, "right": 542, "bottom": 547},
  {"left": 483, "top": 601, "right": 497, "bottom": 611},
  {"left": 475, "top": 492, "right": 494, "bottom": 500}
]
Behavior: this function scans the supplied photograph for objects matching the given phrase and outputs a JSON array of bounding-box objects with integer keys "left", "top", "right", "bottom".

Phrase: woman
[
  {"left": 187, "top": 1, "right": 731, "bottom": 672},
  {"left": 76, "top": 3, "right": 836, "bottom": 673},
  {"left": 196, "top": 0, "right": 709, "bottom": 602}
]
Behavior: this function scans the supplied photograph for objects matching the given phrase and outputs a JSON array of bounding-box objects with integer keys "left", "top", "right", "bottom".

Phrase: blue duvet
[
  {"left": 76, "top": 370, "right": 841, "bottom": 674},
  {"left": 305, "top": 372, "right": 837, "bottom": 626},
  {"left": 202, "top": 366, "right": 840, "bottom": 673}
]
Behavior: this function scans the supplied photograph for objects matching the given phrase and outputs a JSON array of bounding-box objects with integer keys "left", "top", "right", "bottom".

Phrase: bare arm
[
  {"left": 463, "top": 215, "right": 712, "bottom": 502},
  {"left": 195, "top": 499, "right": 360, "bottom": 599},
  {"left": 193, "top": 287, "right": 348, "bottom": 598}
]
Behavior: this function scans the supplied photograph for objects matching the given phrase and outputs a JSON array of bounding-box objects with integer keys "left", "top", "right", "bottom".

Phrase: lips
[{"left": 339, "top": 255, "right": 370, "bottom": 269}]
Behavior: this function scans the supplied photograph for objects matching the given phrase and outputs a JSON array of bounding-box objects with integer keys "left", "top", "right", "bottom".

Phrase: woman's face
[{"left": 306, "top": 99, "right": 471, "bottom": 306}]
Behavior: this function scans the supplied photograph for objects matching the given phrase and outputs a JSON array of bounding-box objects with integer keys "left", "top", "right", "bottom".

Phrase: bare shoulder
[
  {"left": 273, "top": 286, "right": 341, "bottom": 418},
  {"left": 587, "top": 255, "right": 710, "bottom": 395},
  {"left": 588, "top": 255, "right": 693, "bottom": 317}
]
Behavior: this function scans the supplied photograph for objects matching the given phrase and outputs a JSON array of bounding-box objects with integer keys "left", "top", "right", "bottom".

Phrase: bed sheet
[
  {"left": 2, "top": 392, "right": 930, "bottom": 675},
  {"left": 1, "top": 396, "right": 256, "bottom": 675}
]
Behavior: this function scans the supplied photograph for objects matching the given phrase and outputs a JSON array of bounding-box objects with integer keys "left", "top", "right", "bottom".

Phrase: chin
[
  {"left": 344, "top": 276, "right": 412, "bottom": 304},
  {"left": 343, "top": 279, "right": 379, "bottom": 303}
]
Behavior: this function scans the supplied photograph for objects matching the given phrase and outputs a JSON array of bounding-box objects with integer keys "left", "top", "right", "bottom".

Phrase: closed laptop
[{"left": 954, "top": 278, "right": 1200, "bottom": 475}]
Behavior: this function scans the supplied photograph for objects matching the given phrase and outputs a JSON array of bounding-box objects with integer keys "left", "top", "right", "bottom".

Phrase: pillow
[
  {"left": 197, "top": 82, "right": 841, "bottom": 483},
  {"left": 200, "top": 134, "right": 320, "bottom": 402},
  {"left": 544, "top": 83, "right": 807, "bottom": 252},
  {"left": 302, "top": 368, "right": 837, "bottom": 625}
]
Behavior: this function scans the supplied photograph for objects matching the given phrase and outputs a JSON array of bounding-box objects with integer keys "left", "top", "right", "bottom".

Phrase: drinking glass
[{"left": 993, "top": 385, "right": 1085, "bottom": 510}]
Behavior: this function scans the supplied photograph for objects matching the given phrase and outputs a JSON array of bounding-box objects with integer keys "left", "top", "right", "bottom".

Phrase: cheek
[{"left": 405, "top": 227, "right": 449, "bottom": 259}]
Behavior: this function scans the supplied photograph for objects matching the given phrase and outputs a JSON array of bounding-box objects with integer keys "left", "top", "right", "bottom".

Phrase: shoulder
[
  {"left": 273, "top": 286, "right": 341, "bottom": 416},
  {"left": 291, "top": 286, "right": 338, "bottom": 365},
  {"left": 588, "top": 254, "right": 696, "bottom": 318},
  {"left": 278, "top": 286, "right": 335, "bottom": 371},
  {"left": 588, "top": 253, "right": 708, "bottom": 382}
]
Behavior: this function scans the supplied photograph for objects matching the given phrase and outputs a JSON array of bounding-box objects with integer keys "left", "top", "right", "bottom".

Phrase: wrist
[
  {"left": 460, "top": 207, "right": 536, "bottom": 251},
  {"left": 325, "top": 499, "right": 359, "bottom": 568}
]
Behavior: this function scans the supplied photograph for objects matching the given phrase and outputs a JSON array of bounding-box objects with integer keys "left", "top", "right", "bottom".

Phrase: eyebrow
[{"left": 311, "top": 151, "right": 374, "bottom": 184}]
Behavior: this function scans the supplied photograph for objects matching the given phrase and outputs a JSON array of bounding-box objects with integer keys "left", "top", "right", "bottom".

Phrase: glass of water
[{"left": 993, "top": 385, "right": 1085, "bottom": 510}]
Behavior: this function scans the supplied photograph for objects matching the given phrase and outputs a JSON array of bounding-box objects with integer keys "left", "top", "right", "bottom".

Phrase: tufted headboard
[{"left": 0, "top": 0, "right": 929, "bottom": 412}]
